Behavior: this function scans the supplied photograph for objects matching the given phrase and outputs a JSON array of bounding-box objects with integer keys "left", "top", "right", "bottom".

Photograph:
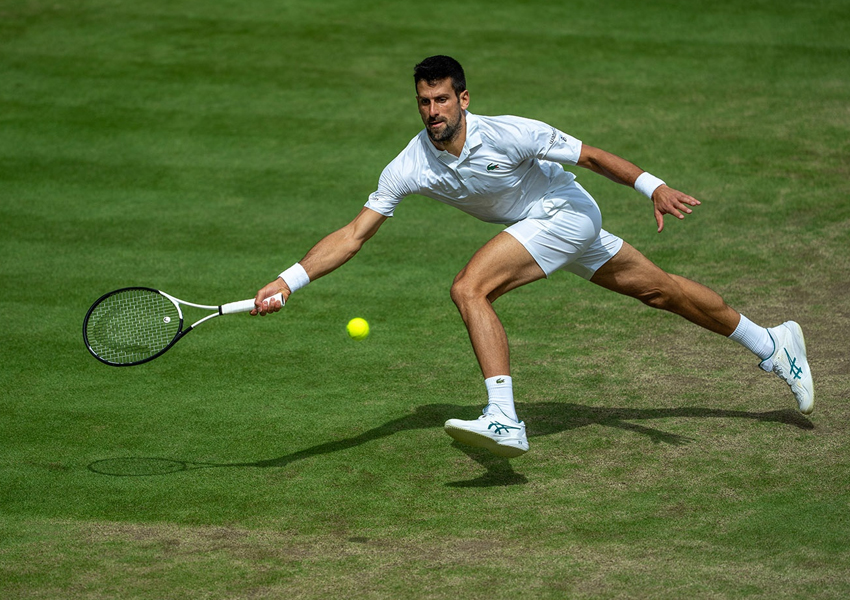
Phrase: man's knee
[
  {"left": 593, "top": 243, "right": 681, "bottom": 310},
  {"left": 634, "top": 277, "right": 686, "bottom": 312},
  {"left": 450, "top": 271, "right": 479, "bottom": 309},
  {"left": 452, "top": 267, "right": 507, "bottom": 312},
  {"left": 635, "top": 286, "right": 673, "bottom": 310}
]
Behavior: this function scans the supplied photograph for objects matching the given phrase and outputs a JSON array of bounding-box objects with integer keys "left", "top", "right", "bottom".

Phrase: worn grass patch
[{"left": 3, "top": 511, "right": 849, "bottom": 599}]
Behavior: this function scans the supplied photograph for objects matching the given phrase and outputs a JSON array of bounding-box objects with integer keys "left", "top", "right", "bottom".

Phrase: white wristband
[
  {"left": 634, "top": 172, "right": 666, "bottom": 199},
  {"left": 279, "top": 263, "right": 310, "bottom": 294}
]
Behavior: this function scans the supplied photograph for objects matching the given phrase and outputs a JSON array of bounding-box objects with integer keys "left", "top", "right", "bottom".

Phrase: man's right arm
[{"left": 252, "top": 207, "right": 388, "bottom": 314}]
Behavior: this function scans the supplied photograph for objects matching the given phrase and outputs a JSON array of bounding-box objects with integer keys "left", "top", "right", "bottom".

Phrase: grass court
[{"left": 2, "top": 0, "right": 849, "bottom": 597}]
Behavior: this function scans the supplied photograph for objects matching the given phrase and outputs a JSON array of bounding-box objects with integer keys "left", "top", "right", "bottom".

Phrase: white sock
[
  {"left": 728, "top": 314, "right": 774, "bottom": 361},
  {"left": 484, "top": 375, "right": 518, "bottom": 421}
]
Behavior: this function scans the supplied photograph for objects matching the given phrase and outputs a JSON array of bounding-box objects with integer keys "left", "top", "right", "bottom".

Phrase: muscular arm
[
  {"left": 252, "top": 207, "right": 387, "bottom": 313},
  {"left": 576, "top": 144, "right": 644, "bottom": 187},
  {"left": 576, "top": 144, "right": 701, "bottom": 232},
  {"left": 298, "top": 207, "right": 388, "bottom": 281}
]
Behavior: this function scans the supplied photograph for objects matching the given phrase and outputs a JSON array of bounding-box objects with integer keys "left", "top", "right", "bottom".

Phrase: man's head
[
  {"left": 413, "top": 55, "right": 466, "bottom": 96},
  {"left": 414, "top": 56, "right": 470, "bottom": 147}
]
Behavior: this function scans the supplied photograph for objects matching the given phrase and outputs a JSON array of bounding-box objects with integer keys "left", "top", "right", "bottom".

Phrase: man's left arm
[{"left": 576, "top": 144, "right": 701, "bottom": 233}]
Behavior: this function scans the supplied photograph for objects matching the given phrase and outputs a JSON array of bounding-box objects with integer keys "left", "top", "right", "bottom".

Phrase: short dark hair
[{"left": 414, "top": 55, "right": 466, "bottom": 96}]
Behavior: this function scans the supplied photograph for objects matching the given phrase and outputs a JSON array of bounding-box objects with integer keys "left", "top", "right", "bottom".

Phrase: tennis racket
[{"left": 83, "top": 287, "right": 282, "bottom": 366}]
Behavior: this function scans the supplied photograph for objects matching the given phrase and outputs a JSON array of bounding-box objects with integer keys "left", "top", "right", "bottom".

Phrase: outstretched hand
[
  {"left": 250, "top": 278, "right": 290, "bottom": 316},
  {"left": 652, "top": 185, "right": 701, "bottom": 233}
]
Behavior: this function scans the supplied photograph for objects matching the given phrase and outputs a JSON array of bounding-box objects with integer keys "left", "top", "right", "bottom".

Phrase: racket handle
[{"left": 220, "top": 292, "right": 284, "bottom": 315}]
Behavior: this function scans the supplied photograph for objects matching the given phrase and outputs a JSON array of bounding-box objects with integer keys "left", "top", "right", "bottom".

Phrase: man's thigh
[
  {"left": 455, "top": 232, "right": 547, "bottom": 301},
  {"left": 589, "top": 241, "right": 671, "bottom": 297}
]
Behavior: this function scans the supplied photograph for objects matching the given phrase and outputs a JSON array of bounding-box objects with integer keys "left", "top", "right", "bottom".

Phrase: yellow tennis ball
[{"left": 346, "top": 317, "right": 370, "bottom": 340}]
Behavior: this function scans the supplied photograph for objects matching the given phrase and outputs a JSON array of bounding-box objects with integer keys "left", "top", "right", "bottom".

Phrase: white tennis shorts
[{"left": 505, "top": 181, "right": 624, "bottom": 279}]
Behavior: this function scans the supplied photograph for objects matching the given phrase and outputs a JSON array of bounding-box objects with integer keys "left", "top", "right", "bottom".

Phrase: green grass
[{"left": 2, "top": 0, "right": 850, "bottom": 598}]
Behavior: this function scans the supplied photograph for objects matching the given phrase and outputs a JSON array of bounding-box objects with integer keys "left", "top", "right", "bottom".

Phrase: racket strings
[{"left": 86, "top": 289, "right": 180, "bottom": 364}]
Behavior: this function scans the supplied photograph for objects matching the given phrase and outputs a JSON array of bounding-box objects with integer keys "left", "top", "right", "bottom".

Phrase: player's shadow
[{"left": 88, "top": 402, "right": 813, "bottom": 485}]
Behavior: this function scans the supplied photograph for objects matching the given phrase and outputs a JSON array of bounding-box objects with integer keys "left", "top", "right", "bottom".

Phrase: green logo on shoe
[
  {"left": 785, "top": 349, "right": 803, "bottom": 380},
  {"left": 489, "top": 421, "right": 520, "bottom": 435}
]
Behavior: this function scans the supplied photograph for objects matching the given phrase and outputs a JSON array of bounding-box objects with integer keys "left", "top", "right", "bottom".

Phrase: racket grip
[{"left": 220, "top": 292, "right": 284, "bottom": 315}]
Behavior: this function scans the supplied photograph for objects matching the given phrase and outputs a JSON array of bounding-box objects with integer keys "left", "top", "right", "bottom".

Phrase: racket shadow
[
  {"left": 88, "top": 457, "right": 239, "bottom": 476},
  {"left": 87, "top": 401, "right": 813, "bottom": 477},
  {"left": 88, "top": 403, "right": 467, "bottom": 477}
]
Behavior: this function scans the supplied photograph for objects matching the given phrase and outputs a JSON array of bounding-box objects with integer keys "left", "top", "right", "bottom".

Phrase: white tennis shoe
[
  {"left": 760, "top": 321, "right": 814, "bottom": 414},
  {"left": 444, "top": 407, "right": 529, "bottom": 458}
]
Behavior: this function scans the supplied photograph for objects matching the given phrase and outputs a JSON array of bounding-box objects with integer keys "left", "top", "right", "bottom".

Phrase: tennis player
[{"left": 253, "top": 55, "right": 813, "bottom": 458}]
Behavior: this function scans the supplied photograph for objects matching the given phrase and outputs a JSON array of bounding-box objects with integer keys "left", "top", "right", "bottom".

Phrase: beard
[{"left": 426, "top": 112, "right": 463, "bottom": 144}]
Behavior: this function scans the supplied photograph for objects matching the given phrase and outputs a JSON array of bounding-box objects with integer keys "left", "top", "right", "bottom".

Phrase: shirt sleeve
[
  {"left": 364, "top": 147, "right": 418, "bottom": 217},
  {"left": 497, "top": 115, "right": 582, "bottom": 166},
  {"left": 534, "top": 122, "right": 582, "bottom": 166}
]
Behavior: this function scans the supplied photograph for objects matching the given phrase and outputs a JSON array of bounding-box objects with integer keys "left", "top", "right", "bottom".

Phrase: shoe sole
[{"left": 444, "top": 423, "right": 528, "bottom": 458}]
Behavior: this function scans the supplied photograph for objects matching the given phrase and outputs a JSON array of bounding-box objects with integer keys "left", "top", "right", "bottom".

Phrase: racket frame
[{"left": 83, "top": 286, "right": 280, "bottom": 367}]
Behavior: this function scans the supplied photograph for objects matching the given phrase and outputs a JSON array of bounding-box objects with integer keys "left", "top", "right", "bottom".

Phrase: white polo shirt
[{"left": 365, "top": 112, "right": 583, "bottom": 225}]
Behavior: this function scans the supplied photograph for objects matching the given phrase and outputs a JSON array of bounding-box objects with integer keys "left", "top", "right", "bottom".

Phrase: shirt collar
[{"left": 465, "top": 112, "right": 482, "bottom": 152}]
